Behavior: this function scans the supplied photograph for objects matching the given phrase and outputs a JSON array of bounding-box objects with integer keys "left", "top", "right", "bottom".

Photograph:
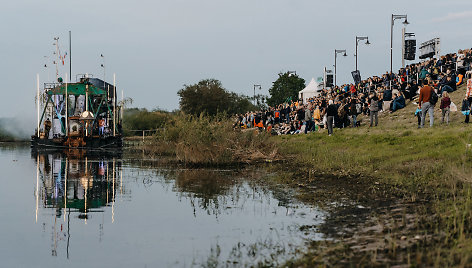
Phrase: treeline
[
  {"left": 177, "top": 79, "right": 261, "bottom": 116},
  {"left": 123, "top": 79, "right": 262, "bottom": 135},
  {"left": 122, "top": 108, "right": 174, "bottom": 135}
]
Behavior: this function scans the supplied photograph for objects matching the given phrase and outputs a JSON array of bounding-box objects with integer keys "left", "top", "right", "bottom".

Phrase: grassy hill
[{"left": 276, "top": 83, "right": 472, "bottom": 266}]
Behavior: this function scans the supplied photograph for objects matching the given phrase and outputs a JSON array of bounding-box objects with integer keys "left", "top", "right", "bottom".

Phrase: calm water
[{"left": 0, "top": 144, "right": 325, "bottom": 267}]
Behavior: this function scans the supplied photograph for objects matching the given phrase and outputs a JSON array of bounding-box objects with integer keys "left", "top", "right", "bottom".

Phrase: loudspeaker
[
  {"left": 351, "top": 70, "right": 361, "bottom": 85},
  {"left": 326, "top": 74, "right": 333, "bottom": 87},
  {"left": 404, "top": 39, "right": 416, "bottom": 60}
]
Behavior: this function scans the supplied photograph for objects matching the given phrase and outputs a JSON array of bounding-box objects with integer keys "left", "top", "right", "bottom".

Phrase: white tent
[{"left": 298, "top": 78, "right": 322, "bottom": 103}]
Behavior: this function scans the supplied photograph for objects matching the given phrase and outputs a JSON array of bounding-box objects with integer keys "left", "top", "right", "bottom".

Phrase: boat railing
[
  {"left": 43, "top": 82, "right": 61, "bottom": 92},
  {"left": 76, "top": 73, "right": 94, "bottom": 82}
]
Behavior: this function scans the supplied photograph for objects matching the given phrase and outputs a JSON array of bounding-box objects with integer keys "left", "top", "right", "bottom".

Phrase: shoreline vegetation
[
  {"left": 133, "top": 114, "right": 278, "bottom": 166},
  {"left": 126, "top": 83, "right": 472, "bottom": 266}
]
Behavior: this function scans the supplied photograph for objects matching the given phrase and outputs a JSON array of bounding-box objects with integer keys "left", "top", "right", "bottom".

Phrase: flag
[{"left": 61, "top": 52, "right": 67, "bottom": 65}]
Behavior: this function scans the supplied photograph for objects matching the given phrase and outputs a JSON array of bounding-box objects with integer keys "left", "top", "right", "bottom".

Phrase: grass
[{"left": 274, "top": 83, "right": 472, "bottom": 266}]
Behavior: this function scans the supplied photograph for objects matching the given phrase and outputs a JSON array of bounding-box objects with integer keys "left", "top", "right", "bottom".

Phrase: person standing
[
  {"left": 304, "top": 105, "right": 313, "bottom": 134},
  {"left": 418, "top": 80, "right": 435, "bottom": 128},
  {"left": 440, "top": 92, "right": 451, "bottom": 125},
  {"left": 326, "top": 100, "right": 337, "bottom": 136},
  {"left": 349, "top": 98, "right": 358, "bottom": 127},
  {"left": 369, "top": 94, "right": 379, "bottom": 127},
  {"left": 462, "top": 97, "right": 471, "bottom": 123}
]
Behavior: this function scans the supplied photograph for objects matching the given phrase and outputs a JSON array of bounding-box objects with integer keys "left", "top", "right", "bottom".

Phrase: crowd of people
[{"left": 234, "top": 48, "right": 472, "bottom": 135}]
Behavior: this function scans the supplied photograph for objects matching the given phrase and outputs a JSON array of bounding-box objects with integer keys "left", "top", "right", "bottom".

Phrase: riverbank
[
  {"left": 274, "top": 85, "right": 472, "bottom": 266},
  {"left": 127, "top": 84, "right": 472, "bottom": 266}
]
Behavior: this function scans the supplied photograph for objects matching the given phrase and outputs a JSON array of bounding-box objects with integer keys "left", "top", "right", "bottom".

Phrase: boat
[{"left": 31, "top": 75, "right": 123, "bottom": 150}]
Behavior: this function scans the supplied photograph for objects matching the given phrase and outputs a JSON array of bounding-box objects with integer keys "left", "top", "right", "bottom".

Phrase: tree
[
  {"left": 178, "top": 79, "right": 257, "bottom": 116},
  {"left": 267, "top": 72, "right": 305, "bottom": 107}
]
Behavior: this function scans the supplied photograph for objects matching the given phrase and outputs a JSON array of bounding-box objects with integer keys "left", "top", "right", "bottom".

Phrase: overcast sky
[{"left": 1, "top": 0, "right": 472, "bottom": 120}]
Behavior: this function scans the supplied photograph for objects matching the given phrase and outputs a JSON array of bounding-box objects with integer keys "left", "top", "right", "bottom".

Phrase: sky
[{"left": 1, "top": 0, "right": 472, "bottom": 121}]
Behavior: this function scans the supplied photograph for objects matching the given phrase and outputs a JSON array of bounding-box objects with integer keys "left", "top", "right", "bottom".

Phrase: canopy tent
[
  {"left": 48, "top": 82, "right": 107, "bottom": 96},
  {"left": 298, "top": 78, "right": 322, "bottom": 103}
]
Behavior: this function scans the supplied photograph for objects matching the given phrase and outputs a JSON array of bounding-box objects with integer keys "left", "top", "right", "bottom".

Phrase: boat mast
[
  {"left": 54, "top": 37, "right": 59, "bottom": 82},
  {"left": 65, "top": 73, "right": 68, "bottom": 136},
  {"left": 37, "top": 74, "right": 40, "bottom": 138},
  {"left": 69, "top": 31, "right": 72, "bottom": 81},
  {"left": 85, "top": 73, "right": 89, "bottom": 137}
]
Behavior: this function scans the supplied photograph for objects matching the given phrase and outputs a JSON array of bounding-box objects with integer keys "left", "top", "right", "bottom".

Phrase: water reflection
[
  {"left": 33, "top": 150, "right": 123, "bottom": 258},
  {"left": 26, "top": 150, "right": 324, "bottom": 267},
  {"left": 33, "top": 151, "right": 122, "bottom": 221}
]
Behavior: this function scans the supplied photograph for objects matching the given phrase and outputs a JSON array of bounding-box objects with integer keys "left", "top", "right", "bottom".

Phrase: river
[{"left": 0, "top": 143, "right": 325, "bottom": 267}]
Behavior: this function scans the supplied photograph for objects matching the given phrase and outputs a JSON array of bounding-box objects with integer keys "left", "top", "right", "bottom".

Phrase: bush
[
  {"left": 122, "top": 108, "right": 170, "bottom": 136},
  {"left": 146, "top": 114, "right": 277, "bottom": 165}
]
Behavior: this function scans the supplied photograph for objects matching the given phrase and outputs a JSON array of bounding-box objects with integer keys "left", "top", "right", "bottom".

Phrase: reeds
[{"left": 141, "top": 114, "right": 277, "bottom": 166}]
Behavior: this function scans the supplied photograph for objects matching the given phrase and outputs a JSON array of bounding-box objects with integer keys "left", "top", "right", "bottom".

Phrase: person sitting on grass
[
  {"left": 391, "top": 92, "right": 406, "bottom": 112},
  {"left": 439, "top": 75, "right": 456, "bottom": 96}
]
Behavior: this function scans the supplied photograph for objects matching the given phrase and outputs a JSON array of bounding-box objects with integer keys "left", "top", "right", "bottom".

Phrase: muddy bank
[{"left": 273, "top": 125, "right": 472, "bottom": 266}]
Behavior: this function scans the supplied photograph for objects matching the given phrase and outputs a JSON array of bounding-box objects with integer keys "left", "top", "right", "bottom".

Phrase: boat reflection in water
[
  {"left": 30, "top": 150, "right": 323, "bottom": 266},
  {"left": 32, "top": 150, "right": 123, "bottom": 258}
]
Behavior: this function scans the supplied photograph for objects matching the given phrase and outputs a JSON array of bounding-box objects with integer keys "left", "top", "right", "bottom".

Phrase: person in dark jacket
[
  {"left": 326, "top": 100, "right": 337, "bottom": 136},
  {"left": 391, "top": 93, "right": 406, "bottom": 112},
  {"left": 462, "top": 97, "right": 471, "bottom": 123},
  {"left": 383, "top": 88, "right": 392, "bottom": 102},
  {"left": 349, "top": 98, "right": 358, "bottom": 127},
  {"left": 439, "top": 75, "right": 456, "bottom": 95},
  {"left": 369, "top": 94, "right": 379, "bottom": 127},
  {"left": 408, "top": 80, "right": 419, "bottom": 101}
]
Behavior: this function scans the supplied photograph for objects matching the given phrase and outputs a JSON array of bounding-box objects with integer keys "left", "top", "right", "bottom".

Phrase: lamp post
[
  {"left": 253, "top": 84, "right": 262, "bottom": 106},
  {"left": 390, "top": 14, "right": 409, "bottom": 89},
  {"left": 355, "top": 36, "right": 370, "bottom": 71},
  {"left": 334, "top": 49, "right": 347, "bottom": 87}
]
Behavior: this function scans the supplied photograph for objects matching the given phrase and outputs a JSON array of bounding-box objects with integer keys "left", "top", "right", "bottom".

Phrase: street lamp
[
  {"left": 253, "top": 84, "right": 262, "bottom": 106},
  {"left": 390, "top": 14, "right": 409, "bottom": 88},
  {"left": 334, "top": 49, "right": 347, "bottom": 87},
  {"left": 355, "top": 36, "right": 370, "bottom": 71}
]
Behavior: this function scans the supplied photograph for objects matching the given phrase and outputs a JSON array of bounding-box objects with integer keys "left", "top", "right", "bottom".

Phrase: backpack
[
  {"left": 430, "top": 90, "right": 439, "bottom": 105},
  {"left": 338, "top": 104, "right": 346, "bottom": 117},
  {"left": 355, "top": 103, "right": 362, "bottom": 114}
]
